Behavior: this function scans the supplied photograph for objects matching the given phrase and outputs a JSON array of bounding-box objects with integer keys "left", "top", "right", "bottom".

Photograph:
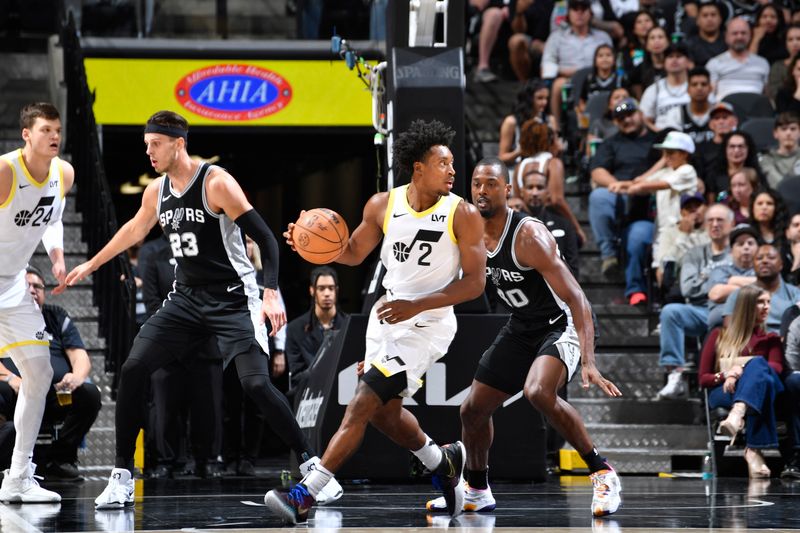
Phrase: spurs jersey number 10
[
  {"left": 379, "top": 185, "right": 461, "bottom": 301},
  {"left": 0, "top": 149, "right": 65, "bottom": 280}
]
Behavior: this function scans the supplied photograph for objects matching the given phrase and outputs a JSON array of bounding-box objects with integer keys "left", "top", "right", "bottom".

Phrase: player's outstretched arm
[
  {"left": 48, "top": 161, "right": 75, "bottom": 294},
  {"left": 65, "top": 178, "right": 160, "bottom": 287},
  {"left": 377, "top": 201, "right": 487, "bottom": 323},
  {"left": 516, "top": 222, "right": 621, "bottom": 398}
]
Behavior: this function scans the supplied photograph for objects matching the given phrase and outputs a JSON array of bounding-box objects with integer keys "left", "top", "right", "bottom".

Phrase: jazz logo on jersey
[
  {"left": 392, "top": 229, "right": 443, "bottom": 265},
  {"left": 159, "top": 207, "right": 205, "bottom": 230},
  {"left": 14, "top": 196, "right": 54, "bottom": 227}
]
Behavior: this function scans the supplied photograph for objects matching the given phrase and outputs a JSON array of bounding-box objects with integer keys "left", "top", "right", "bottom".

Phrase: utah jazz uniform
[
  {"left": 364, "top": 184, "right": 462, "bottom": 399},
  {"left": 476, "top": 209, "right": 582, "bottom": 394},
  {"left": 0, "top": 149, "right": 65, "bottom": 357},
  {"left": 135, "top": 162, "right": 270, "bottom": 365}
]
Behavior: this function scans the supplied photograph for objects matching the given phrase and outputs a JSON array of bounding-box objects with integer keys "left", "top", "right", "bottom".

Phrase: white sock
[
  {"left": 411, "top": 435, "right": 443, "bottom": 471},
  {"left": 302, "top": 463, "right": 333, "bottom": 498},
  {"left": 9, "top": 350, "right": 53, "bottom": 479}
]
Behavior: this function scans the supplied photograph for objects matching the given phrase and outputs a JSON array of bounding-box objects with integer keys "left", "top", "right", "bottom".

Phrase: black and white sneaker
[{"left": 431, "top": 441, "right": 466, "bottom": 517}]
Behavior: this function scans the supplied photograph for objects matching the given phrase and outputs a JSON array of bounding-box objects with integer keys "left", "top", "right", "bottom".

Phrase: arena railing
[{"left": 61, "top": 13, "right": 137, "bottom": 397}]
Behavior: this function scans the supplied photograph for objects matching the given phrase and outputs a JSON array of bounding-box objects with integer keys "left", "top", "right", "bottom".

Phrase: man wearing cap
[
  {"left": 0, "top": 267, "right": 101, "bottom": 480},
  {"left": 684, "top": 1, "right": 727, "bottom": 67},
  {"left": 706, "top": 17, "right": 770, "bottom": 100},
  {"left": 589, "top": 98, "right": 658, "bottom": 299},
  {"left": 640, "top": 43, "right": 692, "bottom": 132},
  {"left": 655, "top": 203, "right": 734, "bottom": 400},
  {"left": 706, "top": 223, "right": 758, "bottom": 329},
  {"left": 694, "top": 101, "right": 738, "bottom": 181},
  {"left": 541, "top": 0, "right": 612, "bottom": 124}
]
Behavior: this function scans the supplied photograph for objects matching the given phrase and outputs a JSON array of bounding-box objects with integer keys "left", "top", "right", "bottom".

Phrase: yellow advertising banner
[{"left": 84, "top": 58, "right": 373, "bottom": 126}]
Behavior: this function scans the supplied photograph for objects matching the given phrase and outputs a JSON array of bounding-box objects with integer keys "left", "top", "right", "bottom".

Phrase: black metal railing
[{"left": 61, "top": 13, "right": 136, "bottom": 395}]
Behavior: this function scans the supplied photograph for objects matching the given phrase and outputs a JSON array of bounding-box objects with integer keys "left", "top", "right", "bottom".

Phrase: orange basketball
[{"left": 292, "top": 208, "right": 349, "bottom": 264}]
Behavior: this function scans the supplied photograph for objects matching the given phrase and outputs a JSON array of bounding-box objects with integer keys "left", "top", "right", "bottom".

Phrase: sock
[
  {"left": 581, "top": 447, "right": 610, "bottom": 474},
  {"left": 466, "top": 468, "right": 489, "bottom": 490},
  {"left": 302, "top": 463, "right": 333, "bottom": 498},
  {"left": 411, "top": 436, "right": 443, "bottom": 472}
]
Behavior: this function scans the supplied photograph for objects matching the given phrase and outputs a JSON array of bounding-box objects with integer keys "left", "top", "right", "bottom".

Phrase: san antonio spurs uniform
[
  {"left": 364, "top": 184, "right": 462, "bottom": 399},
  {"left": 476, "top": 209, "right": 582, "bottom": 394},
  {"left": 136, "top": 162, "right": 270, "bottom": 364},
  {"left": 0, "top": 149, "right": 65, "bottom": 357}
]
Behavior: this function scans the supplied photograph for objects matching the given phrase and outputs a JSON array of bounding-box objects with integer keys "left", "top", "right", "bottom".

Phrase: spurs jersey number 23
[{"left": 379, "top": 185, "right": 461, "bottom": 301}]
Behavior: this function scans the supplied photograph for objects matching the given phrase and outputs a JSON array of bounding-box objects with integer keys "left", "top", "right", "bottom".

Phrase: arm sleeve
[
  {"left": 234, "top": 209, "right": 279, "bottom": 289},
  {"left": 699, "top": 327, "right": 721, "bottom": 388}
]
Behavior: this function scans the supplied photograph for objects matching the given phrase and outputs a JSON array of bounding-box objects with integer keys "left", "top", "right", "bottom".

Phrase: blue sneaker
[
  {"left": 431, "top": 441, "right": 466, "bottom": 517},
  {"left": 264, "top": 483, "right": 314, "bottom": 524}
]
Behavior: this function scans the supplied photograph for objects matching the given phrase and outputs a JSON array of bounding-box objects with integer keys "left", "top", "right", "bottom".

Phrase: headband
[{"left": 144, "top": 123, "right": 188, "bottom": 140}]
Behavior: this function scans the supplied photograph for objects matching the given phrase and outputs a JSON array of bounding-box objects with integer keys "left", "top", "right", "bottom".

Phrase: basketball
[{"left": 292, "top": 208, "right": 349, "bottom": 264}]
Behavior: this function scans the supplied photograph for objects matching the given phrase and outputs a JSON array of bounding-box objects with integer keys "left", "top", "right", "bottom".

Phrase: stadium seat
[
  {"left": 721, "top": 92, "right": 775, "bottom": 123},
  {"left": 740, "top": 117, "right": 777, "bottom": 152},
  {"left": 777, "top": 175, "right": 800, "bottom": 214},
  {"left": 568, "top": 67, "right": 593, "bottom": 106},
  {"left": 585, "top": 91, "right": 610, "bottom": 124}
]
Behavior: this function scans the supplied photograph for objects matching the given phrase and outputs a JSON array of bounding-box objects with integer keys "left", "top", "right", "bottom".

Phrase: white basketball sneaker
[
  {"left": 426, "top": 484, "right": 496, "bottom": 513},
  {"left": 589, "top": 468, "right": 622, "bottom": 516},
  {"left": 0, "top": 463, "right": 61, "bottom": 503},
  {"left": 95, "top": 468, "right": 135, "bottom": 510},
  {"left": 299, "top": 456, "right": 343, "bottom": 505}
]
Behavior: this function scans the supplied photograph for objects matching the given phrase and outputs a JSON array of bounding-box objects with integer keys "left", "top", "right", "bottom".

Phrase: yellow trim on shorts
[
  {"left": 17, "top": 149, "right": 48, "bottom": 189},
  {"left": 447, "top": 196, "right": 461, "bottom": 244},
  {"left": 371, "top": 361, "right": 393, "bottom": 377},
  {"left": 382, "top": 187, "right": 397, "bottom": 234},
  {"left": 400, "top": 184, "right": 448, "bottom": 218},
  {"left": 0, "top": 340, "right": 50, "bottom": 356},
  {"left": 0, "top": 156, "right": 16, "bottom": 209}
]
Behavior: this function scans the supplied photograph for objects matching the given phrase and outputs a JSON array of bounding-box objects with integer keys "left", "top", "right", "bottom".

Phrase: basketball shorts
[
  {"left": 363, "top": 295, "right": 457, "bottom": 399},
  {"left": 136, "top": 279, "right": 270, "bottom": 368},
  {"left": 0, "top": 271, "right": 48, "bottom": 358},
  {"left": 475, "top": 317, "right": 582, "bottom": 396}
]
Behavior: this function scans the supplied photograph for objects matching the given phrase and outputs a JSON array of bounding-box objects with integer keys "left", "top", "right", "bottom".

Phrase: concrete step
[
  {"left": 585, "top": 423, "right": 708, "bottom": 450},
  {"left": 562, "top": 446, "right": 707, "bottom": 474},
  {"left": 571, "top": 398, "right": 703, "bottom": 425},
  {"left": 79, "top": 427, "right": 116, "bottom": 468},
  {"left": 569, "top": 351, "right": 664, "bottom": 399}
]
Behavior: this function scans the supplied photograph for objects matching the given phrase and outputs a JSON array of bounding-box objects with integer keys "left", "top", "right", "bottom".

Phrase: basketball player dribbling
[
  {"left": 63, "top": 110, "right": 341, "bottom": 509},
  {"left": 0, "top": 102, "right": 73, "bottom": 502},
  {"left": 265, "top": 119, "right": 487, "bottom": 524},
  {"left": 425, "top": 158, "right": 622, "bottom": 516}
]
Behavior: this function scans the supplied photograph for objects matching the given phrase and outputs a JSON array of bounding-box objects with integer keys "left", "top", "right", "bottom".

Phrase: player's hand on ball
[
  {"left": 377, "top": 299, "right": 421, "bottom": 324},
  {"left": 581, "top": 364, "right": 621, "bottom": 397},
  {"left": 283, "top": 210, "right": 306, "bottom": 251},
  {"left": 65, "top": 261, "right": 95, "bottom": 288},
  {"left": 261, "top": 288, "right": 286, "bottom": 336}
]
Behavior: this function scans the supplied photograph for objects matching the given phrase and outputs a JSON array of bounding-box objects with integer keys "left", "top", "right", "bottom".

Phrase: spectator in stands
[
  {"left": 285, "top": 267, "right": 348, "bottom": 394},
  {"left": 781, "top": 311, "right": 800, "bottom": 479},
  {"left": 749, "top": 188, "right": 789, "bottom": 246},
  {"left": 470, "top": 0, "right": 510, "bottom": 83},
  {"left": 700, "top": 285, "right": 784, "bottom": 479},
  {"left": 722, "top": 242, "right": 800, "bottom": 332},
  {"left": 630, "top": 26, "right": 669, "bottom": 99},
  {"left": 656, "top": 203, "right": 734, "bottom": 400},
  {"left": 767, "top": 24, "right": 800, "bottom": 101},
  {"left": 706, "top": 17, "right": 770, "bottom": 100},
  {"left": 0, "top": 267, "right": 101, "bottom": 480},
  {"left": 707, "top": 223, "right": 758, "bottom": 328},
  {"left": 653, "top": 192, "right": 709, "bottom": 290},
  {"left": 588, "top": 98, "right": 658, "bottom": 300},
  {"left": 498, "top": 80, "right": 558, "bottom": 167},
  {"left": 541, "top": 0, "right": 613, "bottom": 124},
  {"left": 513, "top": 120, "right": 585, "bottom": 242},
  {"left": 775, "top": 54, "right": 800, "bottom": 113},
  {"left": 507, "top": 0, "right": 556, "bottom": 82},
  {"left": 705, "top": 131, "right": 764, "bottom": 200},
  {"left": 723, "top": 167, "right": 760, "bottom": 224},
  {"left": 507, "top": 196, "right": 528, "bottom": 212},
  {"left": 640, "top": 42, "right": 692, "bottom": 132},
  {"left": 621, "top": 11, "right": 656, "bottom": 71},
  {"left": 749, "top": 3, "right": 788, "bottom": 65},
  {"left": 579, "top": 44, "right": 628, "bottom": 109},
  {"left": 520, "top": 166, "right": 581, "bottom": 275},
  {"left": 586, "top": 86, "right": 631, "bottom": 151},
  {"left": 623, "top": 0, "right": 671, "bottom": 34},
  {"left": 664, "top": 67, "right": 715, "bottom": 143},
  {"left": 783, "top": 212, "right": 800, "bottom": 284},
  {"left": 760, "top": 112, "right": 800, "bottom": 188},
  {"left": 694, "top": 102, "right": 739, "bottom": 180},
  {"left": 685, "top": 1, "right": 727, "bottom": 67}
]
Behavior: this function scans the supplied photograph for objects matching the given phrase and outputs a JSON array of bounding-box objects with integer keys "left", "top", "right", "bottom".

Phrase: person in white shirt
[
  {"left": 640, "top": 42, "right": 692, "bottom": 132},
  {"left": 706, "top": 17, "right": 770, "bottom": 100}
]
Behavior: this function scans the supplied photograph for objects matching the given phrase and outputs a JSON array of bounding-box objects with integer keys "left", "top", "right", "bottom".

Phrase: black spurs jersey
[
  {"left": 156, "top": 163, "right": 254, "bottom": 285},
  {"left": 487, "top": 209, "right": 571, "bottom": 327}
]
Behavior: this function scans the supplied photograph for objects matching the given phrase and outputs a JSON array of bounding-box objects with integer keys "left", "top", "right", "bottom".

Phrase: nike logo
[
  {"left": 549, "top": 313, "right": 564, "bottom": 325},
  {"left": 414, "top": 322, "right": 429, "bottom": 328},
  {"left": 392, "top": 213, "right": 407, "bottom": 218},
  {"left": 227, "top": 284, "right": 242, "bottom": 292},
  {"left": 162, "top": 195, "right": 172, "bottom": 202},
  {"left": 18, "top": 183, "right": 30, "bottom": 189}
]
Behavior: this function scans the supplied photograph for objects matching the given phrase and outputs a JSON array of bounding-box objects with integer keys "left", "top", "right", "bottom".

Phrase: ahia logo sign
[{"left": 175, "top": 64, "right": 292, "bottom": 121}]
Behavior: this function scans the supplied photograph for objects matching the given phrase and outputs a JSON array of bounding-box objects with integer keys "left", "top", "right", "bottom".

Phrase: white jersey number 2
[{"left": 169, "top": 232, "right": 199, "bottom": 257}]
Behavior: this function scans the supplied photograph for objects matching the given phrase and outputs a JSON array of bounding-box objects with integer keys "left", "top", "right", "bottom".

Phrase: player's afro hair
[{"left": 392, "top": 119, "right": 455, "bottom": 180}]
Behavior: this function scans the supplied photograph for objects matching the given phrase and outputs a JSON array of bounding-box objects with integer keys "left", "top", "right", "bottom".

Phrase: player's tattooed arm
[{"left": 515, "top": 221, "right": 622, "bottom": 398}]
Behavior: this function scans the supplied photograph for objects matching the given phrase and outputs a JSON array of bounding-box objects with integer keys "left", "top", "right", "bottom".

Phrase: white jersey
[
  {"left": 0, "top": 149, "right": 65, "bottom": 296},
  {"left": 379, "top": 184, "right": 462, "bottom": 303}
]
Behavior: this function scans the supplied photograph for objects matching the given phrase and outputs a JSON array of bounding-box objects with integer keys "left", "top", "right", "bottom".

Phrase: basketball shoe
[
  {"left": 426, "top": 483, "right": 496, "bottom": 512},
  {"left": 264, "top": 483, "right": 315, "bottom": 524},
  {"left": 95, "top": 468, "right": 135, "bottom": 509},
  {"left": 589, "top": 468, "right": 621, "bottom": 516},
  {"left": 0, "top": 463, "right": 61, "bottom": 503},
  {"left": 430, "top": 441, "right": 466, "bottom": 517},
  {"left": 299, "top": 456, "right": 344, "bottom": 505}
]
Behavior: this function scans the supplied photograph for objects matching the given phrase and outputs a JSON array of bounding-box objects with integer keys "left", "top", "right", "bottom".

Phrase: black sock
[
  {"left": 466, "top": 468, "right": 489, "bottom": 490},
  {"left": 581, "top": 448, "right": 610, "bottom": 474}
]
